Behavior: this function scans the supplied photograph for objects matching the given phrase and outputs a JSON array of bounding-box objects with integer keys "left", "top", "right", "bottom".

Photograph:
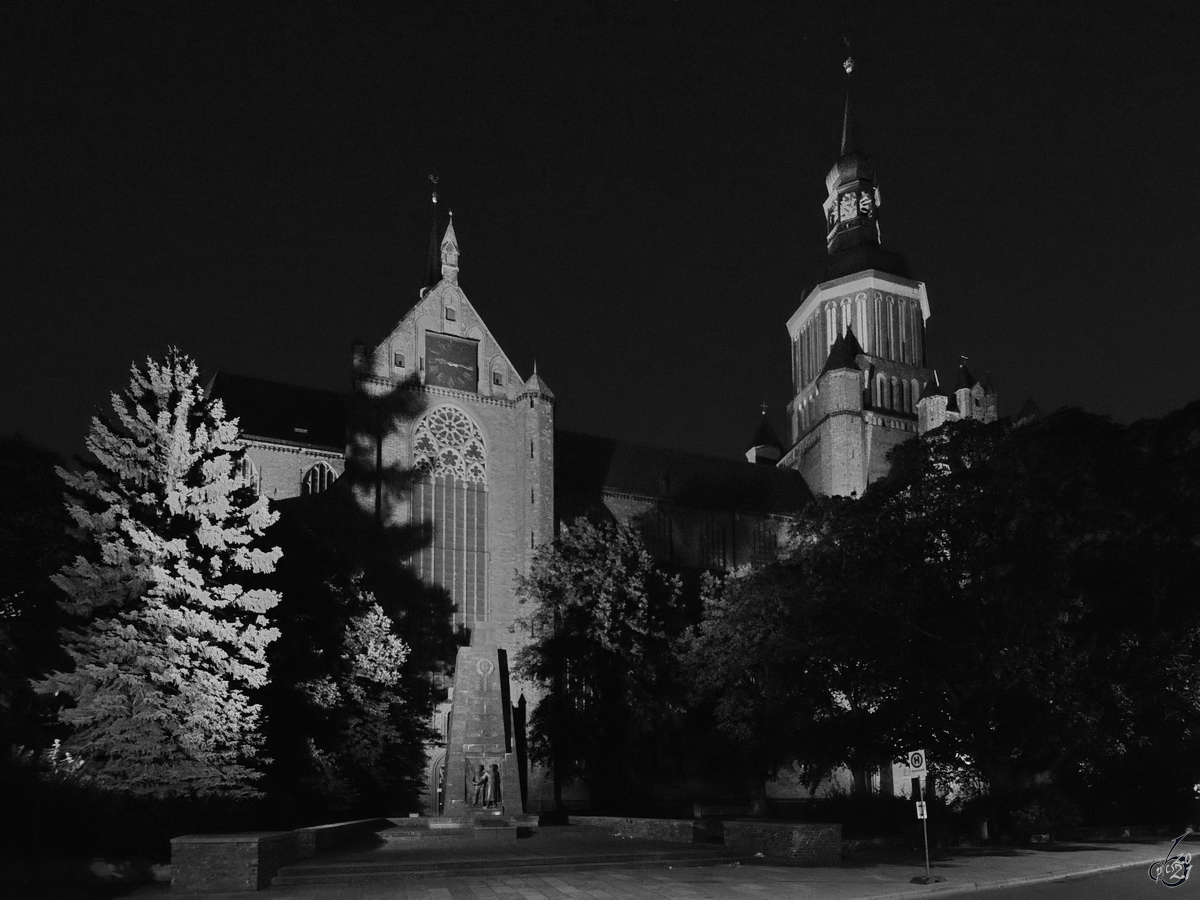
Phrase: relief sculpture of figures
[
  {"left": 471, "top": 764, "right": 486, "bottom": 806},
  {"left": 486, "top": 763, "right": 501, "bottom": 808}
]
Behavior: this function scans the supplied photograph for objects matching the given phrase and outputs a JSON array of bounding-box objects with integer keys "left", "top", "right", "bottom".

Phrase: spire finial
[
  {"left": 840, "top": 45, "right": 856, "bottom": 156},
  {"left": 423, "top": 175, "right": 441, "bottom": 290}
]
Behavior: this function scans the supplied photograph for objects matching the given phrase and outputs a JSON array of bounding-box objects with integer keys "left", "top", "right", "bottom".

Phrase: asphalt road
[{"left": 975, "top": 862, "right": 1194, "bottom": 898}]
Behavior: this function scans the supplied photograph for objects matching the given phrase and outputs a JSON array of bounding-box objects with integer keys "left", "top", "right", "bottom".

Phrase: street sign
[
  {"left": 915, "top": 801, "right": 927, "bottom": 820},
  {"left": 907, "top": 749, "right": 927, "bottom": 777}
]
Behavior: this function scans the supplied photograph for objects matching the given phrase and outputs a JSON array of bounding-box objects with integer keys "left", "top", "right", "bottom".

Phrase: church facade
[{"left": 208, "top": 73, "right": 997, "bottom": 812}]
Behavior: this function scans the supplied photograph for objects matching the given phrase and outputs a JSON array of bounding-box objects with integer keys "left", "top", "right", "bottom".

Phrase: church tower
[{"left": 779, "top": 58, "right": 932, "bottom": 497}]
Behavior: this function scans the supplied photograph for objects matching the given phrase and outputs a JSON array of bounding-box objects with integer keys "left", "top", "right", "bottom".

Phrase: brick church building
[{"left": 208, "top": 68, "right": 996, "bottom": 811}]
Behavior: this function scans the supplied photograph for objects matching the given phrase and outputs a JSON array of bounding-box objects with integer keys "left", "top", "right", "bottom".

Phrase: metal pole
[{"left": 919, "top": 778, "right": 931, "bottom": 879}]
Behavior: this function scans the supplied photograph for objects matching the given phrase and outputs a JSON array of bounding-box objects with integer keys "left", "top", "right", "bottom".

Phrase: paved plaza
[{"left": 9, "top": 830, "right": 1189, "bottom": 900}]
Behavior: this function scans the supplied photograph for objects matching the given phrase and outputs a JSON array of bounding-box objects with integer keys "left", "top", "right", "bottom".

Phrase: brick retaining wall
[
  {"left": 723, "top": 820, "right": 841, "bottom": 865},
  {"left": 171, "top": 832, "right": 296, "bottom": 892},
  {"left": 570, "top": 816, "right": 701, "bottom": 844},
  {"left": 171, "top": 818, "right": 391, "bottom": 892}
]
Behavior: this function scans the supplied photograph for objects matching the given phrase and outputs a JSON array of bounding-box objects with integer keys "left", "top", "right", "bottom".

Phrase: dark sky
[{"left": 4, "top": 1, "right": 1197, "bottom": 462}]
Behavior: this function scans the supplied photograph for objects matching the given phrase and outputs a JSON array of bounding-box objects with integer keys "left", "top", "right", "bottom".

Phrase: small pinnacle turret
[
  {"left": 745, "top": 407, "right": 783, "bottom": 465},
  {"left": 820, "top": 327, "right": 865, "bottom": 375},
  {"left": 440, "top": 213, "right": 460, "bottom": 285}
]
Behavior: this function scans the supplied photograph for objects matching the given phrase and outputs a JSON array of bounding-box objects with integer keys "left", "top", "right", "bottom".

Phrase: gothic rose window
[{"left": 412, "top": 405, "right": 487, "bottom": 484}]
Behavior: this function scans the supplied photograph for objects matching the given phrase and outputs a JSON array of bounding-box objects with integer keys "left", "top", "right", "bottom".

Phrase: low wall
[
  {"left": 570, "top": 815, "right": 727, "bottom": 844},
  {"left": 571, "top": 816, "right": 700, "bottom": 844},
  {"left": 171, "top": 817, "right": 390, "bottom": 892},
  {"left": 170, "top": 832, "right": 296, "bottom": 893},
  {"left": 723, "top": 820, "right": 841, "bottom": 865}
]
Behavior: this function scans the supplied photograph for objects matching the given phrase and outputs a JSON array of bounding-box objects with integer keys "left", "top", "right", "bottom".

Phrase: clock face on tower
[{"left": 425, "top": 333, "right": 479, "bottom": 392}]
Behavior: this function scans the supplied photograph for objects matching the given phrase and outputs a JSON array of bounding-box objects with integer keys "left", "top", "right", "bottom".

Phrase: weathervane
[
  {"left": 843, "top": 36, "right": 854, "bottom": 76},
  {"left": 429, "top": 173, "right": 439, "bottom": 204}
]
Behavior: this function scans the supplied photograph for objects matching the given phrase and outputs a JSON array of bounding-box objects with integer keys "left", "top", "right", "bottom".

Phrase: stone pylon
[{"left": 440, "top": 624, "right": 525, "bottom": 819}]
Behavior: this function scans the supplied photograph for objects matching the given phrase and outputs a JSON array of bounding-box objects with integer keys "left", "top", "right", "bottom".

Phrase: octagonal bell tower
[{"left": 779, "top": 57, "right": 932, "bottom": 497}]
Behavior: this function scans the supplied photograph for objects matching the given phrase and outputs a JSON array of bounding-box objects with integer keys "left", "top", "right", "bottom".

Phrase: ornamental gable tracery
[{"left": 412, "top": 405, "right": 487, "bottom": 484}]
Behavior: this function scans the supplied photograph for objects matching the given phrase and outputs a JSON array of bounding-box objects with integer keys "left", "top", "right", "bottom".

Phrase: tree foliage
[
  {"left": 0, "top": 435, "right": 73, "bottom": 753},
  {"left": 683, "top": 407, "right": 1200, "bottom": 823},
  {"left": 37, "top": 350, "right": 281, "bottom": 798},
  {"left": 269, "top": 574, "right": 417, "bottom": 812},
  {"left": 257, "top": 374, "right": 453, "bottom": 818},
  {"left": 516, "top": 517, "right": 683, "bottom": 808}
]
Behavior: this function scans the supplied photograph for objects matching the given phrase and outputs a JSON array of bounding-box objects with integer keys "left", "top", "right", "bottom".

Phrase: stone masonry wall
[{"left": 722, "top": 821, "right": 842, "bottom": 865}]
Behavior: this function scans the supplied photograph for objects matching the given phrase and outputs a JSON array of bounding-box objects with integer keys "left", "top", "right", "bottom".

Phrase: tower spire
[
  {"left": 822, "top": 53, "right": 881, "bottom": 254},
  {"left": 840, "top": 53, "right": 856, "bottom": 156},
  {"left": 424, "top": 175, "right": 442, "bottom": 290}
]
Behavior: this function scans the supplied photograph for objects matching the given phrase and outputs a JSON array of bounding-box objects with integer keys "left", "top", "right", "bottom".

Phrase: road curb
[{"left": 856, "top": 854, "right": 1162, "bottom": 899}]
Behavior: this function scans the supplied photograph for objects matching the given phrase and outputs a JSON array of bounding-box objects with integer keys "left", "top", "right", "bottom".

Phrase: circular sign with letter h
[{"left": 907, "top": 749, "right": 927, "bottom": 776}]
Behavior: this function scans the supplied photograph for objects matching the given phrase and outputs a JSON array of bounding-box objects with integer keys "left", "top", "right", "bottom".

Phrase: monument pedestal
[{"left": 440, "top": 624, "right": 527, "bottom": 820}]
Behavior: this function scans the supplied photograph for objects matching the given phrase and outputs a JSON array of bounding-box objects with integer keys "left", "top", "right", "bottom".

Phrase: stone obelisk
[{"left": 440, "top": 624, "right": 524, "bottom": 819}]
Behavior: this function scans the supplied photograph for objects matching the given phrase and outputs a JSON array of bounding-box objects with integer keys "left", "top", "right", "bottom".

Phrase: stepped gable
[
  {"left": 555, "top": 430, "right": 812, "bottom": 520},
  {"left": 206, "top": 371, "right": 347, "bottom": 450}
]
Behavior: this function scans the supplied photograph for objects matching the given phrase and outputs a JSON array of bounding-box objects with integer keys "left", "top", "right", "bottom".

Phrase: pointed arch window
[
  {"left": 302, "top": 461, "right": 336, "bottom": 495},
  {"left": 411, "top": 405, "right": 488, "bottom": 628},
  {"left": 237, "top": 455, "right": 261, "bottom": 494}
]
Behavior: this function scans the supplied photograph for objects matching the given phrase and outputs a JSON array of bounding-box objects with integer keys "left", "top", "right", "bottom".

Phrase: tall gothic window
[
  {"left": 301, "top": 461, "right": 336, "bottom": 495},
  {"left": 237, "top": 455, "right": 260, "bottom": 494},
  {"left": 410, "top": 405, "right": 488, "bottom": 628}
]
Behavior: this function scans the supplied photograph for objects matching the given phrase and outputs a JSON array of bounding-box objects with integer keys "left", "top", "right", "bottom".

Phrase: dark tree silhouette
[{"left": 260, "top": 374, "right": 457, "bottom": 818}]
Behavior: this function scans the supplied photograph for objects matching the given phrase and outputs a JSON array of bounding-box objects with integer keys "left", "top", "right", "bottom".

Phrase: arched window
[
  {"left": 856, "top": 294, "right": 868, "bottom": 351},
  {"left": 411, "top": 406, "right": 489, "bottom": 628},
  {"left": 236, "top": 455, "right": 260, "bottom": 494},
  {"left": 301, "top": 461, "right": 336, "bottom": 496}
]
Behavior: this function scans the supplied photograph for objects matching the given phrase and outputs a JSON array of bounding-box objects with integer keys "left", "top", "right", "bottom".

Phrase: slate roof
[
  {"left": 206, "top": 372, "right": 347, "bottom": 450},
  {"left": 206, "top": 372, "right": 813, "bottom": 519},
  {"left": 555, "top": 430, "right": 811, "bottom": 519},
  {"left": 820, "top": 328, "right": 865, "bottom": 375},
  {"left": 746, "top": 414, "right": 783, "bottom": 453},
  {"left": 802, "top": 242, "right": 912, "bottom": 296},
  {"left": 955, "top": 365, "right": 977, "bottom": 391}
]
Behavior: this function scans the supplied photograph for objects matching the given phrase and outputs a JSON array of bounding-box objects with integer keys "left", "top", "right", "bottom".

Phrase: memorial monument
[{"left": 439, "top": 623, "right": 527, "bottom": 820}]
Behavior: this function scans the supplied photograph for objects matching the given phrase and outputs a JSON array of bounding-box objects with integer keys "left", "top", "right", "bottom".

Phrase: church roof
[
  {"left": 522, "top": 365, "right": 555, "bottom": 399},
  {"left": 820, "top": 327, "right": 865, "bottom": 375},
  {"left": 802, "top": 242, "right": 912, "bottom": 296},
  {"left": 206, "top": 371, "right": 347, "bottom": 450},
  {"left": 746, "top": 413, "right": 783, "bottom": 453},
  {"left": 555, "top": 430, "right": 812, "bottom": 519},
  {"left": 1017, "top": 397, "right": 1041, "bottom": 421},
  {"left": 955, "top": 365, "right": 977, "bottom": 391}
]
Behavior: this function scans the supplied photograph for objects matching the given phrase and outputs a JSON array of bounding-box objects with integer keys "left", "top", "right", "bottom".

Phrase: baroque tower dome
[{"left": 822, "top": 57, "right": 882, "bottom": 254}]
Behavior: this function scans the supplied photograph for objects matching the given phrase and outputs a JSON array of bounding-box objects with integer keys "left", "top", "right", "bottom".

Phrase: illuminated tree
[{"left": 38, "top": 350, "right": 281, "bottom": 798}]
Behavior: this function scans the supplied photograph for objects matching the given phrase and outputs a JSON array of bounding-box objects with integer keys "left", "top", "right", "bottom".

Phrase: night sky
[{"left": 5, "top": 1, "right": 1197, "bottom": 463}]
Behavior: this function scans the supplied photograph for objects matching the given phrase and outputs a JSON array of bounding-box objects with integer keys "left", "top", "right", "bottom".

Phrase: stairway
[{"left": 271, "top": 822, "right": 748, "bottom": 886}]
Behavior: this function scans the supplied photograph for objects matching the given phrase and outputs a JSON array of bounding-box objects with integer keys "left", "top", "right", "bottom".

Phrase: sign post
[{"left": 906, "top": 749, "right": 943, "bottom": 885}]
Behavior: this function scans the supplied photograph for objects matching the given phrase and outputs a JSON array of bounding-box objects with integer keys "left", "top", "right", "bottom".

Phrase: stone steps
[{"left": 271, "top": 846, "right": 747, "bottom": 885}]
